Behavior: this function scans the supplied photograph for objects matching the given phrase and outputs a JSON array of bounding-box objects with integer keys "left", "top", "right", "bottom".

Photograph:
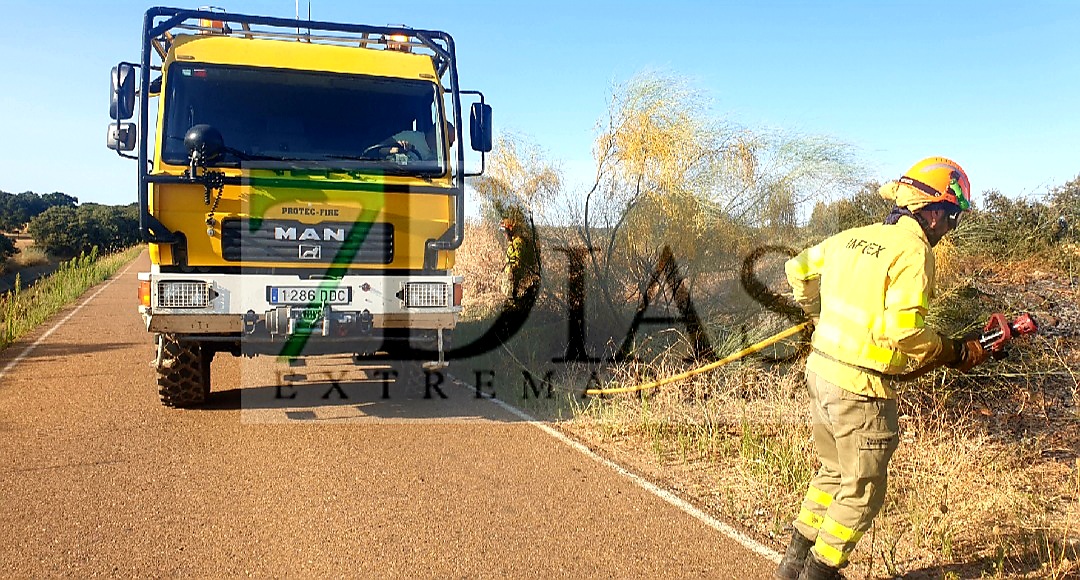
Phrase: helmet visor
[{"left": 949, "top": 171, "right": 971, "bottom": 211}]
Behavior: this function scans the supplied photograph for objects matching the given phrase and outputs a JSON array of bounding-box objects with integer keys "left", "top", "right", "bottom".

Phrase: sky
[{"left": 1, "top": 0, "right": 1077, "bottom": 212}]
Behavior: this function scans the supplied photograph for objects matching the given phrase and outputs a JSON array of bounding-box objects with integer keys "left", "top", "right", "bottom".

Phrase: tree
[
  {"left": 0, "top": 191, "right": 24, "bottom": 231},
  {"left": 28, "top": 206, "right": 81, "bottom": 257},
  {"left": 1047, "top": 174, "right": 1080, "bottom": 242},
  {"left": 40, "top": 191, "right": 79, "bottom": 211},
  {"left": 807, "top": 181, "right": 891, "bottom": 236},
  {"left": 12, "top": 192, "right": 45, "bottom": 228},
  {"left": 0, "top": 190, "right": 78, "bottom": 231},
  {"left": 580, "top": 72, "right": 862, "bottom": 320},
  {"left": 0, "top": 233, "right": 16, "bottom": 261},
  {"left": 470, "top": 133, "right": 562, "bottom": 225},
  {"left": 27, "top": 203, "right": 139, "bottom": 257},
  {"left": 949, "top": 190, "right": 1057, "bottom": 260}
]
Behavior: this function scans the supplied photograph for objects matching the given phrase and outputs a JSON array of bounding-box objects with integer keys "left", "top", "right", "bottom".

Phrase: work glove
[
  {"left": 797, "top": 300, "right": 820, "bottom": 329},
  {"left": 945, "top": 338, "right": 990, "bottom": 373}
]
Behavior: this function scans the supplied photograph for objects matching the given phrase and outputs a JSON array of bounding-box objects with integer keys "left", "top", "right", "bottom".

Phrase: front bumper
[{"left": 139, "top": 270, "right": 461, "bottom": 337}]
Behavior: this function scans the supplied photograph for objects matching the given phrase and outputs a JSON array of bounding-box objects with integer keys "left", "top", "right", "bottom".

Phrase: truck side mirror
[
  {"left": 107, "top": 122, "right": 137, "bottom": 151},
  {"left": 110, "top": 63, "right": 136, "bottom": 120},
  {"left": 469, "top": 103, "right": 492, "bottom": 153}
]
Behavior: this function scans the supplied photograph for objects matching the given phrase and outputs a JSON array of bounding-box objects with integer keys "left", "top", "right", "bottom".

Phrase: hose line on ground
[{"left": 584, "top": 322, "right": 811, "bottom": 396}]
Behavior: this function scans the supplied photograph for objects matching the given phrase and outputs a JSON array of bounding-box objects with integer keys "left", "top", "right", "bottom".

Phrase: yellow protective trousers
[{"left": 793, "top": 370, "right": 899, "bottom": 567}]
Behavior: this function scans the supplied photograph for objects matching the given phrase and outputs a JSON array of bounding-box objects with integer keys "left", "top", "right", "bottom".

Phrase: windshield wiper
[
  {"left": 322, "top": 153, "right": 387, "bottom": 162},
  {"left": 224, "top": 147, "right": 305, "bottom": 162}
]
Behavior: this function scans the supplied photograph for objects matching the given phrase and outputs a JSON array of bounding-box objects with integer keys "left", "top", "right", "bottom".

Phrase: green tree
[
  {"left": 950, "top": 190, "right": 1057, "bottom": 260},
  {"left": 0, "top": 190, "right": 78, "bottom": 231},
  {"left": 12, "top": 192, "right": 46, "bottom": 227},
  {"left": 1047, "top": 174, "right": 1080, "bottom": 242},
  {"left": 0, "top": 191, "right": 21, "bottom": 231},
  {"left": 28, "top": 206, "right": 81, "bottom": 256},
  {"left": 0, "top": 233, "right": 16, "bottom": 261},
  {"left": 41, "top": 191, "right": 79, "bottom": 211},
  {"left": 28, "top": 203, "right": 139, "bottom": 257},
  {"left": 807, "top": 181, "right": 891, "bottom": 236}
]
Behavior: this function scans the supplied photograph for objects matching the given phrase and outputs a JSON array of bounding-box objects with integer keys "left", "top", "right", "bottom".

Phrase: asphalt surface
[{"left": 0, "top": 253, "right": 778, "bottom": 578}]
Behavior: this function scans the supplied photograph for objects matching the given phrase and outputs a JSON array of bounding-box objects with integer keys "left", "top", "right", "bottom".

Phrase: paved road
[{"left": 0, "top": 253, "right": 778, "bottom": 577}]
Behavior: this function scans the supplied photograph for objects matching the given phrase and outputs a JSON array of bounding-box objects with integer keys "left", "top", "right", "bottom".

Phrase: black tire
[{"left": 156, "top": 335, "right": 212, "bottom": 408}]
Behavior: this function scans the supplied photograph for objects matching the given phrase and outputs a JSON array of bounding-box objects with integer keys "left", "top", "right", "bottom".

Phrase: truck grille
[{"left": 220, "top": 219, "right": 393, "bottom": 264}]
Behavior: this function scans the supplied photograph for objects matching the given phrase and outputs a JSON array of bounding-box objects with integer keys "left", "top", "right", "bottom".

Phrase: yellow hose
[{"left": 585, "top": 321, "right": 810, "bottom": 396}]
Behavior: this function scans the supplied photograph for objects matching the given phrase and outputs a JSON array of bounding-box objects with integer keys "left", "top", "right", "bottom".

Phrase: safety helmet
[{"left": 896, "top": 157, "right": 971, "bottom": 212}]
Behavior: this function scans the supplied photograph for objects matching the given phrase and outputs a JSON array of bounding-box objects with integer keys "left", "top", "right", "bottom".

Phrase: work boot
[
  {"left": 773, "top": 529, "right": 814, "bottom": 580},
  {"left": 797, "top": 552, "right": 843, "bottom": 580}
]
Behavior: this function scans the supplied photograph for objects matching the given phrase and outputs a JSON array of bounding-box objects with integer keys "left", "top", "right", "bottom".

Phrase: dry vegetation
[
  {"left": 454, "top": 217, "right": 1079, "bottom": 580},
  {"left": 0, "top": 235, "right": 49, "bottom": 275},
  {"left": 452, "top": 71, "right": 1080, "bottom": 579}
]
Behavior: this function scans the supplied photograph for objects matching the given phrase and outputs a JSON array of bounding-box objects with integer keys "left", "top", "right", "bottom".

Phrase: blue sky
[{"left": 1, "top": 0, "right": 1077, "bottom": 209}]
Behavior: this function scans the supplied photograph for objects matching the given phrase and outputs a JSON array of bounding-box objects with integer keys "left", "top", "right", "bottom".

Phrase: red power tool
[{"left": 979, "top": 312, "right": 1039, "bottom": 353}]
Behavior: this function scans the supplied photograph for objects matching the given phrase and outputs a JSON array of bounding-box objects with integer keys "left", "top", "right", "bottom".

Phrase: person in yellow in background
[
  {"left": 774, "top": 157, "right": 991, "bottom": 580},
  {"left": 499, "top": 212, "right": 538, "bottom": 310}
]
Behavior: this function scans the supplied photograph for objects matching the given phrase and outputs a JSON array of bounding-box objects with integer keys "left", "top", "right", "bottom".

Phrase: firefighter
[
  {"left": 775, "top": 157, "right": 990, "bottom": 580},
  {"left": 499, "top": 214, "right": 538, "bottom": 309}
]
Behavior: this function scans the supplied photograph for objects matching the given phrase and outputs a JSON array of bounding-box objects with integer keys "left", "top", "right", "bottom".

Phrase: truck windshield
[{"left": 160, "top": 63, "right": 447, "bottom": 175}]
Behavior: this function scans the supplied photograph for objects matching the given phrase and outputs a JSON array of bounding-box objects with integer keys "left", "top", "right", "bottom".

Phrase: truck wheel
[{"left": 156, "top": 335, "right": 212, "bottom": 408}]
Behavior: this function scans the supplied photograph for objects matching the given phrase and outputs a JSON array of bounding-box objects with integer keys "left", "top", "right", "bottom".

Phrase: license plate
[{"left": 268, "top": 286, "right": 352, "bottom": 305}]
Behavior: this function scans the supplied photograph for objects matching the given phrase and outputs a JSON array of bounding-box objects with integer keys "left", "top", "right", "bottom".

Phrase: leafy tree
[
  {"left": 0, "top": 190, "right": 79, "bottom": 231},
  {"left": 28, "top": 203, "right": 138, "bottom": 257},
  {"left": 0, "top": 191, "right": 22, "bottom": 231},
  {"left": 950, "top": 190, "right": 1057, "bottom": 260},
  {"left": 468, "top": 71, "right": 863, "bottom": 361},
  {"left": 0, "top": 233, "right": 16, "bottom": 261},
  {"left": 1047, "top": 174, "right": 1080, "bottom": 242},
  {"left": 28, "top": 206, "right": 81, "bottom": 256},
  {"left": 12, "top": 192, "right": 45, "bottom": 228},
  {"left": 807, "top": 181, "right": 892, "bottom": 236},
  {"left": 40, "top": 191, "right": 79, "bottom": 210}
]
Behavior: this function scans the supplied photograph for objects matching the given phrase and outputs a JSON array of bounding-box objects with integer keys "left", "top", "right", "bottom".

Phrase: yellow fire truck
[{"left": 107, "top": 7, "right": 492, "bottom": 407}]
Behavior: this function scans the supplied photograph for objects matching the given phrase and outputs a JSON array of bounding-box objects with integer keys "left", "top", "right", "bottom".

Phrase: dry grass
[
  {"left": 565, "top": 364, "right": 815, "bottom": 535},
  {"left": 13, "top": 246, "right": 48, "bottom": 268},
  {"left": 561, "top": 363, "right": 1078, "bottom": 579},
  {"left": 1, "top": 236, "right": 49, "bottom": 275}
]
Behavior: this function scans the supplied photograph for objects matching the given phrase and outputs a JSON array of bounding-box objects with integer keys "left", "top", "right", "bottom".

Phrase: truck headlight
[
  {"left": 403, "top": 282, "right": 449, "bottom": 308},
  {"left": 158, "top": 281, "right": 211, "bottom": 308}
]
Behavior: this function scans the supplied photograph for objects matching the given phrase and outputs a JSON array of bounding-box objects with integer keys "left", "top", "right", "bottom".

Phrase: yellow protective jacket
[{"left": 785, "top": 215, "right": 951, "bottom": 398}]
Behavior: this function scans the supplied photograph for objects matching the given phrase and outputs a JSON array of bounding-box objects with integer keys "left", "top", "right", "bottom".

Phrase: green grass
[{"left": 0, "top": 246, "right": 141, "bottom": 351}]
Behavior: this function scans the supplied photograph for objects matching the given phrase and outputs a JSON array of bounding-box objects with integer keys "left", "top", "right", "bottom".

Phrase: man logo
[
  {"left": 275, "top": 227, "right": 345, "bottom": 241},
  {"left": 299, "top": 244, "right": 322, "bottom": 260}
]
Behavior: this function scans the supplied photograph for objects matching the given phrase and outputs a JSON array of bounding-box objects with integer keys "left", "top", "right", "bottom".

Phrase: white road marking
[
  {"left": 0, "top": 259, "right": 139, "bottom": 383},
  {"left": 461, "top": 380, "right": 784, "bottom": 565}
]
